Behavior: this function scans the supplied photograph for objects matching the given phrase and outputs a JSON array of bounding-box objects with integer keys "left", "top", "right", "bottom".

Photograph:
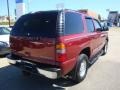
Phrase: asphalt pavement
[{"left": 0, "top": 27, "right": 120, "bottom": 90}]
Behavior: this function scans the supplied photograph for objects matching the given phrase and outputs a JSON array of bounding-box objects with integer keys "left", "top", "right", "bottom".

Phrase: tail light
[
  {"left": 56, "top": 12, "right": 66, "bottom": 62},
  {"left": 56, "top": 43, "right": 67, "bottom": 62}
]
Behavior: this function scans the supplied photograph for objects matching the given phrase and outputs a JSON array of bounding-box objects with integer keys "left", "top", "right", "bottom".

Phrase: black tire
[
  {"left": 101, "top": 40, "right": 108, "bottom": 56},
  {"left": 22, "top": 70, "right": 31, "bottom": 76},
  {"left": 71, "top": 54, "right": 88, "bottom": 83}
]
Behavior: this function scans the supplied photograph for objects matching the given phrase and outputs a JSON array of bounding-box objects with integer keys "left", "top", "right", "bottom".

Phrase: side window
[
  {"left": 93, "top": 19, "right": 101, "bottom": 30},
  {"left": 85, "top": 18, "right": 95, "bottom": 32},
  {"left": 65, "top": 12, "right": 84, "bottom": 35}
]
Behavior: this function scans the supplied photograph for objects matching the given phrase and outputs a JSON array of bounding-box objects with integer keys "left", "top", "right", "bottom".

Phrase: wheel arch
[{"left": 80, "top": 47, "right": 91, "bottom": 59}]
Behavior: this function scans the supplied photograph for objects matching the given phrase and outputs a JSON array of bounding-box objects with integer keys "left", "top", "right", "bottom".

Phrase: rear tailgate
[
  {"left": 10, "top": 36, "right": 56, "bottom": 65},
  {"left": 10, "top": 11, "right": 59, "bottom": 65}
]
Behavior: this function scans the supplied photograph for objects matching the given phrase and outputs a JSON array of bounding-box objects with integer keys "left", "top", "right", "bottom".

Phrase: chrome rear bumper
[{"left": 7, "top": 54, "right": 61, "bottom": 79}]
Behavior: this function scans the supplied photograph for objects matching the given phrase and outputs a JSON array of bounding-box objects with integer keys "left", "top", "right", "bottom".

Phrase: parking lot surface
[{"left": 0, "top": 27, "right": 120, "bottom": 90}]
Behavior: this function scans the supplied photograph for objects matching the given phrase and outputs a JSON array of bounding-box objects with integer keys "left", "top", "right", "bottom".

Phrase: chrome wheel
[
  {"left": 105, "top": 42, "right": 108, "bottom": 53},
  {"left": 71, "top": 54, "right": 88, "bottom": 83},
  {"left": 79, "top": 59, "right": 87, "bottom": 78}
]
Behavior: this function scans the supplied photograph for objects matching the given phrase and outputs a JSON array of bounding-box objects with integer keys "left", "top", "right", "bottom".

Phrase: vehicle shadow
[{"left": 0, "top": 65, "right": 76, "bottom": 90}]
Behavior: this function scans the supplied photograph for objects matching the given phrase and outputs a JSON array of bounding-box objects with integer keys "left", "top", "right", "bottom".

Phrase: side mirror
[
  {"left": 96, "top": 26, "right": 109, "bottom": 32},
  {"left": 96, "top": 28, "right": 103, "bottom": 31},
  {"left": 100, "top": 21, "right": 109, "bottom": 31},
  {"left": 102, "top": 25, "right": 109, "bottom": 31}
]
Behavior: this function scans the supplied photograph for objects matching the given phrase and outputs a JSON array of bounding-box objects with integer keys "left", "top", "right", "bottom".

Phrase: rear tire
[{"left": 71, "top": 54, "right": 88, "bottom": 83}]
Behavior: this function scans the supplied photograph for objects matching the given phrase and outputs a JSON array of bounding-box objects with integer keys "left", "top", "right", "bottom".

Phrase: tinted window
[
  {"left": 11, "top": 12, "right": 58, "bottom": 38},
  {"left": 93, "top": 19, "right": 101, "bottom": 29},
  {"left": 85, "top": 18, "right": 94, "bottom": 32},
  {"left": 0, "top": 27, "right": 10, "bottom": 35},
  {"left": 65, "top": 12, "right": 84, "bottom": 35}
]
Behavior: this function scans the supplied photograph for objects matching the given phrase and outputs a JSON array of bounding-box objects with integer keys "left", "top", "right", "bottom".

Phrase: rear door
[{"left": 85, "top": 17, "right": 99, "bottom": 56}]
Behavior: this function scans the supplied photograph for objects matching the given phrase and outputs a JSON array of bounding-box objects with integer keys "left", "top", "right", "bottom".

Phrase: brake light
[{"left": 56, "top": 43, "right": 66, "bottom": 62}]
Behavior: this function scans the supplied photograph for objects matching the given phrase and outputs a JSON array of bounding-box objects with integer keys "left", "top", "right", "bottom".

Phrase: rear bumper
[{"left": 7, "top": 54, "right": 62, "bottom": 79}]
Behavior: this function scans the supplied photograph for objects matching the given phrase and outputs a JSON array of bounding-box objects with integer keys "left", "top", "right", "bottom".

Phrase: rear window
[
  {"left": 11, "top": 12, "right": 58, "bottom": 38},
  {"left": 65, "top": 12, "right": 84, "bottom": 35}
]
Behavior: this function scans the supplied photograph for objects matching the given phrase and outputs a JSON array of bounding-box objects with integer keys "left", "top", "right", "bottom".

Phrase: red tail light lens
[{"left": 57, "top": 53, "right": 67, "bottom": 62}]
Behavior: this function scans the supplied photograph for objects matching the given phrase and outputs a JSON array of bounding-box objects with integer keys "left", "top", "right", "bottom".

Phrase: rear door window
[
  {"left": 85, "top": 18, "right": 95, "bottom": 32},
  {"left": 65, "top": 12, "right": 84, "bottom": 35},
  {"left": 11, "top": 12, "right": 58, "bottom": 38}
]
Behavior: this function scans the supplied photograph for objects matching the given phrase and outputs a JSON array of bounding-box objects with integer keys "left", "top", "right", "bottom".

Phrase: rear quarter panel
[{"left": 59, "top": 34, "right": 92, "bottom": 75}]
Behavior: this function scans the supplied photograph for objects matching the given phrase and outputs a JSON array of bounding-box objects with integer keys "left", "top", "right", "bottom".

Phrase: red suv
[{"left": 7, "top": 10, "right": 109, "bottom": 83}]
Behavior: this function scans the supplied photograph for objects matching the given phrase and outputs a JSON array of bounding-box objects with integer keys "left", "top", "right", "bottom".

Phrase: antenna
[{"left": 56, "top": 3, "right": 64, "bottom": 10}]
